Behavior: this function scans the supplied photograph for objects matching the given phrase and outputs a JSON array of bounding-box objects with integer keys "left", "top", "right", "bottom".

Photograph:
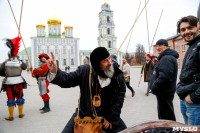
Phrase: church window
[
  {"left": 107, "top": 28, "right": 110, "bottom": 34},
  {"left": 63, "top": 59, "right": 66, "bottom": 65},
  {"left": 108, "top": 41, "right": 112, "bottom": 48},
  {"left": 107, "top": 16, "right": 110, "bottom": 22},
  {"left": 71, "top": 58, "right": 74, "bottom": 65}
]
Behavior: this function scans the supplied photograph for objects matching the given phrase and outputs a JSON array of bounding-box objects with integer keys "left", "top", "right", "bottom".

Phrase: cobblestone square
[{"left": 0, "top": 68, "right": 183, "bottom": 133}]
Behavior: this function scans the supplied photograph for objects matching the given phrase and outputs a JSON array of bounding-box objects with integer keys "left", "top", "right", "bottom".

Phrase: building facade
[
  {"left": 30, "top": 16, "right": 79, "bottom": 69},
  {"left": 21, "top": 1, "right": 123, "bottom": 67}
]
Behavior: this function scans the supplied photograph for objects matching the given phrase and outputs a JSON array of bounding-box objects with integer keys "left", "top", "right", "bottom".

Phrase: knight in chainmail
[{"left": 0, "top": 36, "right": 27, "bottom": 121}]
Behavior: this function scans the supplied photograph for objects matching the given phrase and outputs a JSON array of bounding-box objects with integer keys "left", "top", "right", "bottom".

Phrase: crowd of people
[{"left": 1, "top": 15, "right": 200, "bottom": 133}]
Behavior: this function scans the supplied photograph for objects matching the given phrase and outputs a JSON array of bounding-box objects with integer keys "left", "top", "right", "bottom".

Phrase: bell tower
[{"left": 97, "top": 1, "right": 117, "bottom": 50}]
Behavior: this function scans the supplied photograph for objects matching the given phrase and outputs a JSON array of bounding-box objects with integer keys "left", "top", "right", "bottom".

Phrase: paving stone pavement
[{"left": 0, "top": 68, "right": 184, "bottom": 133}]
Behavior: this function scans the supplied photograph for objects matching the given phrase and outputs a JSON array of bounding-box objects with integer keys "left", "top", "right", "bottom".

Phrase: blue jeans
[{"left": 180, "top": 100, "right": 200, "bottom": 125}]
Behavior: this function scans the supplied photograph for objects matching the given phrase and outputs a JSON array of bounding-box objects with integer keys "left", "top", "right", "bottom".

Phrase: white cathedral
[
  {"left": 30, "top": 16, "right": 79, "bottom": 69},
  {"left": 19, "top": 1, "right": 123, "bottom": 68}
]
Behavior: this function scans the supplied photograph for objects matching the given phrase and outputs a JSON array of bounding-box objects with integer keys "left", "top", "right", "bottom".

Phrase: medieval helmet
[{"left": 5, "top": 36, "right": 22, "bottom": 57}]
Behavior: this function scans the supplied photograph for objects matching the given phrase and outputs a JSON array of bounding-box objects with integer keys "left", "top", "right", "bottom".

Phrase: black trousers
[
  {"left": 62, "top": 109, "right": 127, "bottom": 133},
  {"left": 156, "top": 95, "right": 176, "bottom": 121},
  {"left": 125, "top": 81, "right": 134, "bottom": 93}
]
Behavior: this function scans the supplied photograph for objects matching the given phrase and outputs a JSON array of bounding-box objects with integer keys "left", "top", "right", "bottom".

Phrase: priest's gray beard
[{"left": 102, "top": 64, "right": 115, "bottom": 78}]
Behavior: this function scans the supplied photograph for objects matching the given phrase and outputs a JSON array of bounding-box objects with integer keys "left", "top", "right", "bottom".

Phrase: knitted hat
[
  {"left": 110, "top": 54, "right": 118, "bottom": 63},
  {"left": 155, "top": 39, "right": 168, "bottom": 46},
  {"left": 90, "top": 47, "right": 110, "bottom": 78}
]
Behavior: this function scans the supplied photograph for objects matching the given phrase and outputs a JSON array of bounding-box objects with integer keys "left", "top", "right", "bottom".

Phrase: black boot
[
  {"left": 39, "top": 102, "right": 45, "bottom": 110},
  {"left": 41, "top": 100, "right": 50, "bottom": 113}
]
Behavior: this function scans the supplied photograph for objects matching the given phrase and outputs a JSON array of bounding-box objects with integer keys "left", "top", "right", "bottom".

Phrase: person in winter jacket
[
  {"left": 176, "top": 15, "right": 200, "bottom": 125},
  {"left": 46, "top": 47, "right": 127, "bottom": 133},
  {"left": 150, "top": 39, "right": 179, "bottom": 121},
  {"left": 141, "top": 54, "right": 154, "bottom": 96}
]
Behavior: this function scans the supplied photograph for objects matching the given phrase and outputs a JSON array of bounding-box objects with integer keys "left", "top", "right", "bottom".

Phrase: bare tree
[
  {"left": 135, "top": 43, "right": 146, "bottom": 64},
  {"left": 123, "top": 52, "right": 133, "bottom": 64}
]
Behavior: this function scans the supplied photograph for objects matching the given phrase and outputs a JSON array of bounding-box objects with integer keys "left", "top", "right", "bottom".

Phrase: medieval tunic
[{"left": 32, "top": 63, "right": 50, "bottom": 101}]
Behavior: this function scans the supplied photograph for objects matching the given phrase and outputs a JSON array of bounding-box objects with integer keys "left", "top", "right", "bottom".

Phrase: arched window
[
  {"left": 107, "top": 16, "right": 110, "bottom": 22},
  {"left": 107, "top": 28, "right": 110, "bottom": 34},
  {"left": 108, "top": 41, "right": 112, "bottom": 48}
]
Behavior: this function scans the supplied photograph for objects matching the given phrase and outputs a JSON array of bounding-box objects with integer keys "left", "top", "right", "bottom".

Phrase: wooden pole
[
  {"left": 116, "top": 0, "right": 150, "bottom": 55},
  {"left": 8, "top": 0, "right": 33, "bottom": 68},
  {"left": 150, "top": 9, "right": 163, "bottom": 50},
  {"left": 18, "top": 0, "right": 24, "bottom": 36},
  {"left": 138, "top": 62, "right": 146, "bottom": 87},
  {"left": 124, "top": 0, "right": 141, "bottom": 58},
  {"left": 145, "top": 0, "right": 150, "bottom": 53}
]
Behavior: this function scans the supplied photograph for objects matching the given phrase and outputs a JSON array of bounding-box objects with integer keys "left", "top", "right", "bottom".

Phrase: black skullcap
[
  {"left": 155, "top": 39, "right": 168, "bottom": 46},
  {"left": 90, "top": 47, "right": 110, "bottom": 78}
]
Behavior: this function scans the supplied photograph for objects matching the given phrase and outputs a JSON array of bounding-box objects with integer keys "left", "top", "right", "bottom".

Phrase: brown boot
[
  {"left": 19, "top": 114, "right": 24, "bottom": 118},
  {"left": 40, "top": 102, "right": 45, "bottom": 110},
  {"left": 41, "top": 100, "right": 50, "bottom": 113},
  {"left": 5, "top": 117, "right": 14, "bottom": 121},
  {"left": 132, "top": 90, "right": 135, "bottom": 97},
  {"left": 18, "top": 104, "right": 24, "bottom": 118},
  {"left": 39, "top": 107, "right": 45, "bottom": 110},
  {"left": 5, "top": 106, "right": 14, "bottom": 121}
]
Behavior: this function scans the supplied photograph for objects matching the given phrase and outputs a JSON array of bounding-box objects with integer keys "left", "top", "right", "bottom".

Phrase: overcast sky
[{"left": 0, "top": 0, "right": 199, "bottom": 62}]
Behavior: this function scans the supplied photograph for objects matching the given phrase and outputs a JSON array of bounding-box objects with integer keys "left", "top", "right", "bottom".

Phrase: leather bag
[{"left": 74, "top": 64, "right": 102, "bottom": 133}]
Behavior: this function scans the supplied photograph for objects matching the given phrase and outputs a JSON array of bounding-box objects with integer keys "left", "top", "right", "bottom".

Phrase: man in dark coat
[
  {"left": 141, "top": 54, "right": 154, "bottom": 96},
  {"left": 176, "top": 15, "right": 200, "bottom": 125},
  {"left": 150, "top": 39, "right": 179, "bottom": 121},
  {"left": 46, "top": 47, "right": 127, "bottom": 133}
]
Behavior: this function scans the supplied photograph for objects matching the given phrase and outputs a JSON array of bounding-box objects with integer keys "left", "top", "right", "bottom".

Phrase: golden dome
[
  {"left": 36, "top": 22, "right": 45, "bottom": 28},
  {"left": 64, "top": 25, "right": 73, "bottom": 29},
  {"left": 47, "top": 15, "right": 61, "bottom": 25},
  {"left": 62, "top": 31, "right": 65, "bottom": 35}
]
